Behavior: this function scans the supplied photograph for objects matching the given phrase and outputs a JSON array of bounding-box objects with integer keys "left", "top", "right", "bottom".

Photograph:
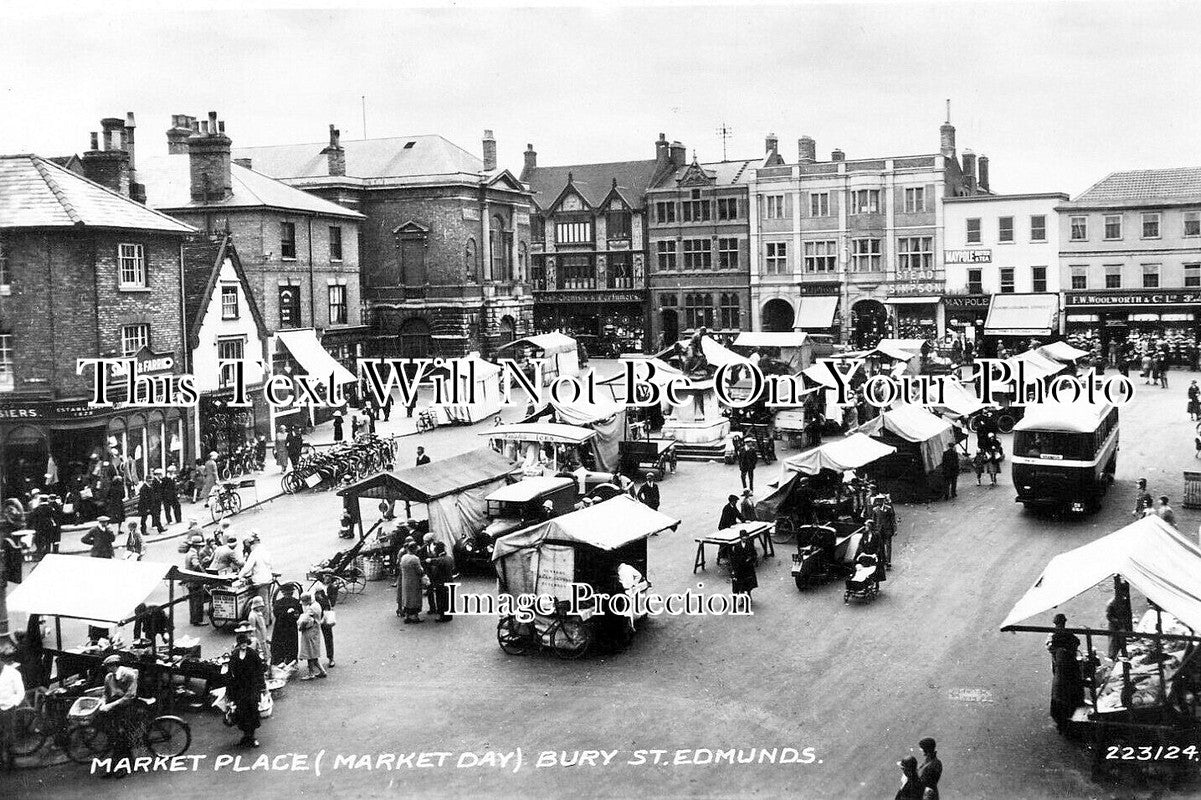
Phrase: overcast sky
[{"left": 1, "top": 1, "right": 1198, "bottom": 197}]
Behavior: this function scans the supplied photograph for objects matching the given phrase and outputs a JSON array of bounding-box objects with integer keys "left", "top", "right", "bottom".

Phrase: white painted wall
[
  {"left": 943, "top": 195, "right": 1066, "bottom": 294},
  {"left": 192, "top": 257, "right": 267, "bottom": 392}
]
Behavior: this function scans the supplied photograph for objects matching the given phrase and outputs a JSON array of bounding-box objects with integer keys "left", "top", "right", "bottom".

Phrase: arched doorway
[
  {"left": 761, "top": 299, "right": 795, "bottom": 332},
  {"left": 661, "top": 309, "right": 679, "bottom": 345},
  {"left": 497, "top": 315, "right": 516, "bottom": 349},
  {"left": 3, "top": 425, "right": 48, "bottom": 498},
  {"left": 399, "top": 317, "right": 432, "bottom": 359},
  {"left": 851, "top": 299, "right": 889, "bottom": 349}
]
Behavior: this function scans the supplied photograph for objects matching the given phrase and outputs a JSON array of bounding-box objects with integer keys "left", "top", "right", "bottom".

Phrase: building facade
[
  {"left": 234, "top": 127, "right": 534, "bottom": 359},
  {"left": 644, "top": 136, "right": 780, "bottom": 348},
  {"left": 943, "top": 193, "right": 1068, "bottom": 350},
  {"left": 523, "top": 135, "right": 682, "bottom": 355},
  {"left": 748, "top": 120, "right": 986, "bottom": 349},
  {"left": 0, "top": 152, "right": 194, "bottom": 503},
  {"left": 1058, "top": 168, "right": 1201, "bottom": 358}
]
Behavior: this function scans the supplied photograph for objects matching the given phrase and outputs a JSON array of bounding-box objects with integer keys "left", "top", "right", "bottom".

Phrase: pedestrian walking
[
  {"left": 894, "top": 756, "right": 924, "bottom": 800},
  {"left": 1105, "top": 577, "right": 1133, "bottom": 660},
  {"left": 1159, "top": 357, "right": 1170, "bottom": 389},
  {"left": 426, "top": 541, "right": 454, "bottom": 622},
  {"left": 296, "top": 594, "right": 328, "bottom": 680},
  {"left": 972, "top": 449, "right": 986, "bottom": 486},
  {"left": 0, "top": 646, "right": 24, "bottom": 772},
  {"left": 350, "top": 412, "right": 362, "bottom": 440},
  {"left": 940, "top": 443, "right": 959, "bottom": 499},
  {"left": 636, "top": 473, "right": 660, "bottom": 511},
  {"left": 729, "top": 532, "right": 758, "bottom": 605},
  {"left": 382, "top": 393, "right": 393, "bottom": 422},
  {"left": 1141, "top": 353, "right": 1153, "bottom": 384},
  {"left": 738, "top": 442, "right": 758, "bottom": 491},
  {"left": 225, "top": 632, "right": 266, "bottom": 747},
  {"left": 181, "top": 535, "right": 207, "bottom": 625},
  {"left": 406, "top": 391, "right": 418, "bottom": 418},
  {"left": 105, "top": 476, "right": 126, "bottom": 524},
  {"left": 81, "top": 516, "right": 116, "bottom": 558},
  {"left": 739, "top": 489, "right": 757, "bottom": 521},
  {"left": 397, "top": 542, "right": 427, "bottom": 623},
  {"left": 1155, "top": 495, "right": 1177, "bottom": 527},
  {"left": 1045, "top": 614, "right": 1082, "bottom": 736},
  {"left": 161, "top": 466, "right": 181, "bottom": 524},
  {"left": 917, "top": 738, "right": 943, "bottom": 799},
  {"left": 138, "top": 472, "right": 165, "bottom": 535},
  {"left": 274, "top": 426, "right": 289, "bottom": 473},
  {"left": 415, "top": 446, "right": 431, "bottom": 467},
  {"left": 285, "top": 427, "right": 304, "bottom": 471},
  {"left": 1189, "top": 381, "right": 1200, "bottom": 421},
  {"left": 315, "top": 587, "right": 337, "bottom": 666},
  {"left": 246, "top": 596, "right": 271, "bottom": 667},
  {"left": 1133, "top": 477, "right": 1153, "bottom": 517},
  {"left": 332, "top": 410, "right": 344, "bottom": 442},
  {"left": 270, "top": 584, "right": 303, "bottom": 666}
]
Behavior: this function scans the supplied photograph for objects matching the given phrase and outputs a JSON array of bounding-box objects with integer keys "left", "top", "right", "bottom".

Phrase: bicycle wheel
[
  {"left": 281, "top": 472, "right": 297, "bottom": 495},
  {"left": 2, "top": 498, "right": 26, "bottom": 527},
  {"left": 9, "top": 706, "right": 47, "bottom": 757},
  {"left": 226, "top": 492, "right": 242, "bottom": 515},
  {"left": 210, "top": 498, "right": 223, "bottom": 524},
  {"left": 66, "top": 724, "right": 108, "bottom": 765},
  {"left": 770, "top": 518, "right": 796, "bottom": 544},
  {"left": 552, "top": 619, "right": 592, "bottom": 660},
  {"left": 345, "top": 571, "right": 367, "bottom": 595},
  {"left": 497, "top": 617, "right": 528, "bottom": 655},
  {"left": 997, "top": 414, "right": 1016, "bottom": 434},
  {"left": 145, "top": 716, "right": 191, "bottom": 758},
  {"left": 301, "top": 444, "right": 315, "bottom": 459}
]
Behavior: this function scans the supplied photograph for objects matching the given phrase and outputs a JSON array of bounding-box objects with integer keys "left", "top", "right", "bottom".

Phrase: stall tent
[
  {"left": 523, "top": 397, "right": 628, "bottom": 472},
  {"left": 338, "top": 448, "right": 516, "bottom": 558},
  {"left": 497, "top": 333, "right": 580, "bottom": 386},
  {"left": 9, "top": 555, "right": 174, "bottom": 625},
  {"left": 430, "top": 354, "right": 503, "bottom": 425},
  {"left": 1037, "top": 341, "right": 1090, "bottom": 365},
  {"left": 780, "top": 433, "right": 896, "bottom": 478},
  {"left": 858, "top": 404, "right": 957, "bottom": 473}
]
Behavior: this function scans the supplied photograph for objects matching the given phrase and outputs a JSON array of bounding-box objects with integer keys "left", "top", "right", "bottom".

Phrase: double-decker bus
[{"left": 1011, "top": 402, "right": 1119, "bottom": 512}]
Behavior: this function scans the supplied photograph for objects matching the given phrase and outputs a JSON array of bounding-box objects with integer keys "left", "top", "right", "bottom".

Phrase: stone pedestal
[{"left": 660, "top": 384, "right": 729, "bottom": 445}]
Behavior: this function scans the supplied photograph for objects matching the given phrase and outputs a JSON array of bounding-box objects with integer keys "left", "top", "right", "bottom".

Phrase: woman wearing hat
[
  {"left": 397, "top": 542, "right": 426, "bottom": 624},
  {"left": 296, "top": 594, "right": 328, "bottom": 680},
  {"left": 225, "top": 632, "right": 266, "bottom": 747},
  {"left": 181, "top": 535, "right": 208, "bottom": 625},
  {"left": 894, "top": 755, "right": 924, "bottom": 799},
  {"left": 270, "top": 584, "right": 303, "bottom": 666},
  {"left": 246, "top": 597, "right": 270, "bottom": 667}
]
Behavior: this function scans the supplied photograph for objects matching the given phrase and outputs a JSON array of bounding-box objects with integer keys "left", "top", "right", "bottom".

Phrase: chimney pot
[
  {"left": 321, "top": 123, "right": 346, "bottom": 176},
  {"left": 831, "top": 148, "right": 845, "bottom": 162},
  {"left": 218, "top": 120, "right": 225, "bottom": 134},
  {"left": 125, "top": 112, "right": 135, "bottom": 128},
  {"left": 669, "top": 140, "right": 686, "bottom": 169},
  {"left": 978, "top": 155, "right": 990, "bottom": 192},
  {"left": 961, "top": 149, "right": 977, "bottom": 192},
  {"left": 189, "top": 112, "right": 233, "bottom": 202},
  {"left": 521, "top": 144, "right": 537, "bottom": 180},
  {"left": 90, "top": 132, "right": 99, "bottom": 151},
  {"left": 765, "top": 132, "right": 779, "bottom": 155},
  {"left": 798, "top": 136, "right": 816, "bottom": 164}
]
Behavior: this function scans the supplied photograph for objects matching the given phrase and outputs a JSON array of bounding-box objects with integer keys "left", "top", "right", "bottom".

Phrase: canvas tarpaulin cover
[
  {"left": 549, "top": 397, "right": 626, "bottom": 472},
  {"left": 1038, "top": 341, "right": 1090, "bottom": 364},
  {"left": 7, "top": 555, "right": 172, "bottom": 624},
  {"left": 1001, "top": 516, "right": 1201, "bottom": 633},
  {"left": 781, "top": 433, "right": 897, "bottom": 477},
  {"left": 492, "top": 496, "right": 680, "bottom": 561},
  {"left": 427, "top": 477, "right": 508, "bottom": 558},
  {"left": 858, "top": 404, "right": 957, "bottom": 473}
]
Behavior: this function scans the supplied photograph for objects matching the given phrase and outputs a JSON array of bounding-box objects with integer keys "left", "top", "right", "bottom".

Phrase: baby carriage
[
  {"left": 843, "top": 553, "right": 881, "bottom": 604},
  {"left": 306, "top": 536, "right": 368, "bottom": 604}
]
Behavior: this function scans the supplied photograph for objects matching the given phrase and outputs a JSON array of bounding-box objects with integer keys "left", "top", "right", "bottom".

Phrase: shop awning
[
  {"left": 1003, "top": 349, "right": 1068, "bottom": 383},
  {"left": 1037, "top": 341, "right": 1090, "bottom": 364},
  {"left": 928, "top": 379, "right": 986, "bottom": 418},
  {"left": 782, "top": 433, "right": 896, "bottom": 477},
  {"left": 1001, "top": 516, "right": 1201, "bottom": 632},
  {"left": 733, "top": 332, "right": 808, "bottom": 349},
  {"left": 796, "top": 296, "right": 839, "bottom": 329},
  {"left": 482, "top": 423, "right": 597, "bottom": 444},
  {"left": 492, "top": 496, "right": 681, "bottom": 560},
  {"left": 497, "top": 332, "right": 577, "bottom": 355},
  {"left": 338, "top": 447, "right": 516, "bottom": 503},
  {"left": 7, "top": 555, "right": 172, "bottom": 624},
  {"left": 802, "top": 360, "right": 861, "bottom": 389},
  {"left": 984, "top": 294, "right": 1059, "bottom": 337},
  {"left": 884, "top": 296, "right": 941, "bottom": 305},
  {"left": 276, "top": 329, "right": 356, "bottom": 385}
]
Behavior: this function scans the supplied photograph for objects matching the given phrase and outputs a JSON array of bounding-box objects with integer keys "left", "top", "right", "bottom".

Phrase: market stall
[
  {"left": 337, "top": 447, "right": 517, "bottom": 562},
  {"left": 494, "top": 332, "right": 581, "bottom": 387},
  {"left": 428, "top": 354, "right": 504, "bottom": 425},
  {"left": 482, "top": 423, "right": 600, "bottom": 475},
  {"left": 1000, "top": 516, "right": 1201, "bottom": 778},
  {"left": 756, "top": 434, "right": 897, "bottom": 524},
  {"left": 857, "top": 404, "right": 960, "bottom": 501}
]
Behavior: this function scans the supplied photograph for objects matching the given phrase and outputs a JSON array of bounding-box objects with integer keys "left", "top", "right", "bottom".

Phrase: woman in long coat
[
  {"left": 246, "top": 596, "right": 271, "bottom": 669},
  {"left": 226, "top": 632, "right": 266, "bottom": 747},
  {"left": 729, "top": 534, "right": 758, "bottom": 601},
  {"left": 397, "top": 542, "right": 426, "bottom": 623},
  {"left": 196, "top": 452, "right": 218, "bottom": 503},
  {"left": 296, "top": 595, "right": 327, "bottom": 680},
  {"left": 270, "top": 585, "right": 303, "bottom": 665}
]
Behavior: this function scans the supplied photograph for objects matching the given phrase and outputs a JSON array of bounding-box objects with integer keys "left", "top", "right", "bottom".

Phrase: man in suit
[
  {"left": 415, "top": 447, "right": 431, "bottom": 467},
  {"left": 160, "top": 466, "right": 181, "bottom": 525},
  {"left": 940, "top": 443, "right": 960, "bottom": 500},
  {"left": 718, "top": 494, "right": 744, "bottom": 530},
  {"left": 81, "top": 516, "right": 116, "bottom": 559},
  {"left": 636, "top": 473, "right": 660, "bottom": 511},
  {"left": 138, "top": 474, "right": 164, "bottom": 535}
]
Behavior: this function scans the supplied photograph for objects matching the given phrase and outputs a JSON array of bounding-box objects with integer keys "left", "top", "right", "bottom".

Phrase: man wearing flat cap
[
  {"left": 182, "top": 535, "right": 208, "bottom": 625},
  {"left": 98, "top": 655, "right": 139, "bottom": 776},
  {"left": 81, "top": 516, "right": 116, "bottom": 559}
]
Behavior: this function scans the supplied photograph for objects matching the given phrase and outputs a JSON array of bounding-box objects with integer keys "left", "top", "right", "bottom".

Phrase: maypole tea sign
[{"left": 945, "top": 249, "right": 992, "bottom": 264}]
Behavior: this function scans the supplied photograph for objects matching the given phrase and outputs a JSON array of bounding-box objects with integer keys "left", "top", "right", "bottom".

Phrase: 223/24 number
[{"left": 1105, "top": 745, "right": 1199, "bottom": 761}]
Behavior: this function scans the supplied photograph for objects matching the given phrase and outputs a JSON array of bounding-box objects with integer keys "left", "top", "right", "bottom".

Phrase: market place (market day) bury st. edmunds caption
[{"left": 3, "top": 4, "right": 1201, "bottom": 798}]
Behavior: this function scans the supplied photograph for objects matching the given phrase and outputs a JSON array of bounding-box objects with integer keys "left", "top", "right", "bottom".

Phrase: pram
[
  {"left": 306, "top": 534, "right": 370, "bottom": 604},
  {"left": 843, "top": 553, "right": 881, "bottom": 604}
]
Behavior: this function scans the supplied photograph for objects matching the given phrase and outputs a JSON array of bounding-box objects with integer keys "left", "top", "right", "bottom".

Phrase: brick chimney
[
  {"left": 669, "top": 140, "right": 686, "bottom": 169},
  {"left": 654, "top": 133, "right": 669, "bottom": 169},
  {"left": 482, "top": 129, "right": 497, "bottom": 172},
  {"left": 188, "top": 111, "right": 233, "bottom": 203},
  {"left": 940, "top": 102, "right": 956, "bottom": 159},
  {"left": 765, "top": 132, "right": 779, "bottom": 156},
  {"left": 81, "top": 117, "right": 131, "bottom": 197},
  {"left": 521, "top": 143, "right": 537, "bottom": 181},
  {"left": 961, "top": 149, "right": 977, "bottom": 192},
  {"left": 321, "top": 124, "right": 345, "bottom": 176},
  {"left": 977, "top": 155, "right": 990, "bottom": 192},
  {"left": 831, "top": 148, "right": 845, "bottom": 162},
  {"left": 123, "top": 112, "right": 146, "bottom": 204},
  {"left": 798, "top": 136, "right": 816, "bottom": 164},
  {"left": 166, "top": 114, "right": 197, "bottom": 154}
]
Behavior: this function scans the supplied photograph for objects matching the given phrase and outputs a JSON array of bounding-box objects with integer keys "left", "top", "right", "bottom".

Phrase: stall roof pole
[
  {"left": 168, "top": 580, "right": 176, "bottom": 656},
  {"left": 1155, "top": 607, "right": 1168, "bottom": 706},
  {"left": 1084, "top": 632, "right": 1099, "bottom": 714}
]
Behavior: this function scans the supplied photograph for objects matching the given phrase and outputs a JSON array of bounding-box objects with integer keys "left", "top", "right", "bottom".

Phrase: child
[
  {"left": 124, "top": 520, "right": 144, "bottom": 560},
  {"left": 972, "top": 449, "right": 987, "bottom": 486}
]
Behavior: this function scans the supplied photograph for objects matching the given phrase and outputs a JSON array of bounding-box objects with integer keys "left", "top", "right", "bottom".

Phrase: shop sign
[
  {"left": 1066, "top": 290, "right": 1201, "bottom": 307},
  {"left": 535, "top": 291, "right": 645, "bottom": 304},
  {"left": 797, "top": 282, "right": 841, "bottom": 296},
  {"left": 110, "top": 346, "right": 176, "bottom": 377},
  {"left": 943, "top": 294, "right": 992, "bottom": 311},
  {"left": 886, "top": 274, "right": 945, "bottom": 296},
  {"left": 0, "top": 399, "right": 95, "bottom": 421},
  {"left": 944, "top": 249, "right": 992, "bottom": 264}
]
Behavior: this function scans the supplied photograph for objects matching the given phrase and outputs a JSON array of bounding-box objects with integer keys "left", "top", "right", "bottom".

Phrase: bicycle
[
  {"left": 496, "top": 601, "right": 593, "bottom": 660},
  {"left": 11, "top": 688, "right": 190, "bottom": 764},
  {"left": 209, "top": 481, "right": 242, "bottom": 523}
]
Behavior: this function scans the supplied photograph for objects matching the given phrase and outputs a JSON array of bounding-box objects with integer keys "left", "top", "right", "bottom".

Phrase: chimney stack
[
  {"left": 765, "top": 132, "right": 779, "bottom": 156},
  {"left": 81, "top": 117, "right": 132, "bottom": 197},
  {"left": 977, "top": 155, "right": 990, "bottom": 192},
  {"left": 655, "top": 133, "right": 669, "bottom": 168},
  {"left": 831, "top": 148, "right": 845, "bottom": 162},
  {"left": 482, "top": 129, "right": 497, "bottom": 172},
  {"left": 521, "top": 143, "right": 537, "bottom": 181},
  {"left": 123, "top": 112, "right": 145, "bottom": 204},
  {"left": 940, "top": 100, "right": 956, "bottom": 158},
  {"left": 321, "top": 124, "right": 346, "bottom": 176},
  {"left": 188, "top": 111, "right": 233, "bottom": 203},
  {"left": 961, "top": 149, "right": 977, "bottom": 192},
  {"left": 798, "top": 136, "right": 816, "bottom": 164},
  {"left": 669, "top": 140, "right": 686, "bottom": 169},
  {"left": 166, "top": 114, "right": 197, "bottom": 154}
]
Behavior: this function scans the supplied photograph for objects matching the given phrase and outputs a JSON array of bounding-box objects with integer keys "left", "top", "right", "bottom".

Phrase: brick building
[
  {"left": 644, "top": 135, "right": 782, "bottom": 348},
  {"left": 748, "top": 117, "right": 986, "bottom": 349},
  {"left": 0, "top": 153, "right": 194, "bottom": 502},
  {"left": 522, "top": 135, "right": 684, "bottom": 355},
  {"left": 1057, "top": 167, "right": 1201, "bottom": 357},
  {"left": 233, "top": 127, "right": 534, "bottom": 358},
  {"left": 138, "top": 114, "right": 366, "bottom": 398}
]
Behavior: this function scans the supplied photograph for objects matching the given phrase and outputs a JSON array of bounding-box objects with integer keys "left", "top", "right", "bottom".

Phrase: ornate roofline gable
[
  {"left": 598, "top": 178, "right": 634, "bottom": 212},
  {"left": 392, "top": 220, "right": 430, "bottom": 237},
  {"left": 677, "top": 159, "right": 716, "bottom": 188},
  {"left": 548, "top": 175, "right": 591, "bottom": 215},
  {"left": 485, "top": 169, "right": 526, "bottom": 192}
]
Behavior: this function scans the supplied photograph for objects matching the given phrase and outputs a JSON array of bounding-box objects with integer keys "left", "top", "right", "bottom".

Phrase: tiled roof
[
  {"left": 138, "top": 153, "right": 363, "bottom": 218},
  {"left": 1070, "top": 167, "right": 1201, "bottom": 207},
  {"left": 525, "top": 159, "right": 665, "bottom": 210},
  {"left": 0, "top": 154, "right": 193, "bottom": 232},
  {"left": 231, "top": 135, "right": 484, "bottom": 180},
  {"left": 658, "top": 158, "right": 761, "bottom": 187}
]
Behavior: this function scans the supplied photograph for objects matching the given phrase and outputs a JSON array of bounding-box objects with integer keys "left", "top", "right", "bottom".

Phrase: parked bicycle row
[{"left": 280, "top": 435, "right": 398, "bottom": 495}]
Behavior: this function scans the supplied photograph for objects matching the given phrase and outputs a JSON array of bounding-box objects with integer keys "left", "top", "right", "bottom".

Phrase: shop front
[
  {"left": 0, "top": 398, "right": 192, "bottom": 506},
  {"left": 533, "top": 289, "right": 647, "bottom": 357},
  {"left": 943, "top": 294, "right": 992, "bottom": 350},
  {"left": 884, "top": 275, "right": 944, "bottom": 346},
  {"left": 1065, "top": 290, "right": 1201, "bottom": 366},
  {"left": 795, "top": 283, "right": 843, "bottom": 342}
]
